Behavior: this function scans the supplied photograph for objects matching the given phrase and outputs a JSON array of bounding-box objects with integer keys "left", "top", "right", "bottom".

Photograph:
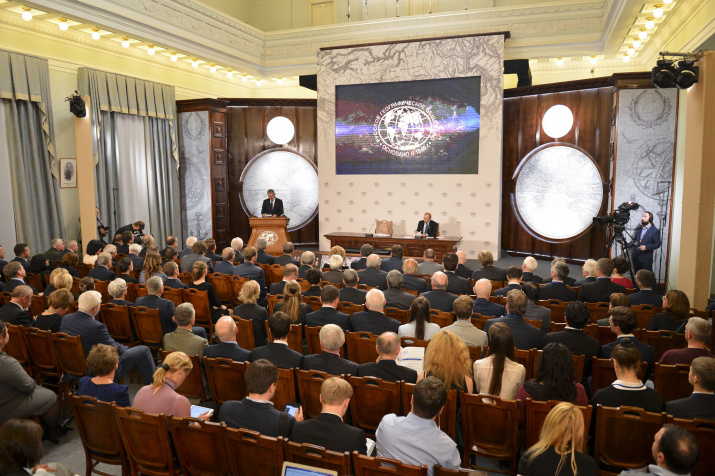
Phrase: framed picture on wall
[{"left": 60, "top": 158, "right": 77, "bottom": 188}]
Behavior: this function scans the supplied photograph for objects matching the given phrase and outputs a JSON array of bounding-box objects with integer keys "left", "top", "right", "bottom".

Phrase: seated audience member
[
  {"left": 542, "top": 257, "right": 577, "bottom": 286},
  {"left": 179, "top": 240, "right": 212, "bottom": 273},
  {"left": 402, "top": 258, "right": 428, "bottom": 293},
  {"left": 595, "top": 292, "right": 632, "bottom": 327},
  {"left": 162, "top": 261, "right": 187, "bottom": 289},
  {"left": 251, "top": 312, "right": 303, "bottom": 369},
  {"left": 133, "top": 352, "right": 211, "bottom": 419},
  {"left": 59, "top": 252, "right": 80, "bottom": 278},
  {"left": 493, "top": 266, "right": 523, "bottom": 297},
  {"left": 380, "top": 245, "right": 404, "bottom": 273},
  {"left": 577, "top": 258, "right": 627, "bottom": 303},
  {"left": 650, "top": 290, "right": 690, "bottom": 332},
  {"left": 163, "top": 303, "right": 208, "bottom": 359},
  {"left": 163, "top": 247, "right": 179, "bottom": 265},
  {"left": 471, "top": 279, "right": 506, "bottom": 317},
  {"left": 352, "top": 289, "right": 401, "bottom": 334},
  {"left": 660, "top": 317, "right": 715, "bottom": 365},
  {"left": 178, "top": 236, "right": 197, "bottom": 259},
  {"left": 204, "top": 238, "right": 222, "bottom": 262},
  {"left": 454, "top": 251, "right": 473, "bottom": 279},
  {"left": 235, "top": 247, "right": 268, "bottom": 307},
  {"left": 539, "top": 261, "right": 578, "bottom": 302},
  {"left": 305, "top": 285, "right": 351, "bottom": 331},
  {"left": 521, "top": 256, "right": 543, "bottom": 283},
  {"left": 599, "top": 306, "right": 655, "bottom": 381},
  {"left": 471, "top": 250, "right": 507, "bottom": 282},
  {"left": 484, "top": 289, "right": 542, "bottom": 350},
  {"left": 60, "top": 291, "right": 156, "bottom": 385},
  {"left": 376, "top": 376, "right": 461, "bottom": 476},
  {"left": 0, "top": 322, "right": 63, "bottom": 442},
  {"left": 0, "top": 286, "right": 33, "bottom": 327},
  {"left": 44, "top": 238, "right": 65, "bottom": 263},
  {"left": 398, "top": 296, "right": 440, "bottom": 341},
  {"left": 29, "top": 255, "right": 51, "bottom": 282},
  {"left": 420, "top": 272, "right": 458, "bottom": 312},
  {"left": 324, "top": 246, "right": 348, "bottom": 270},
  {"left": 115, "top": 257, "right": 137, "bottom": 284},
  {"left": 229, "top": 237, "right": 244, "bottom": 264},
  {"left": 357, "top": 332, "right": 418, "bottom": 383},
  {"left": 117, "top": 231, "right": 134, "bottom": 255},
  {"left": 77, "top": 344, "right": 130, "bottom": 407},
  {"left": 339, "top": 268, "right": 367, "bottom": 304},
  {"left": 628, "top": 270, "right": 663, "bottom": 306},
  {"left": 136, "top": 276, "right": 176, "bottom": 334},
  {"left": 139, "top": 235, "right": 154, "bottom": 258},
  {"left": 591, "top": 339, "right": 663, "bottom": 412},
  {"left": 274, "top": 281, "right": 311, "bottom": 326},
  {"left": 107, "top": 278, "right": 134, "bottom": 308},
  {"left": 574, "top": 259, "right": 597, "bottom": 286},
  {"left": 541, "top": 301, "right": 600, "bottom": 382},
  {"left": 302, "top": 268, "right": 323, "bottom": 297},
  {"left": 415, "top": 248, "right": 443, "bottom": 276},
  {"left": 350, "top": 244, "right": 372, "bottom": 271},
  {"left": 444, "top": 295, "right": 488, "bottom": 347},
  {"left": 518, "top": 402, "right": 596, "bottom": 476},
  {"left": 0, "top": 419, "right": 73, "bottom": 474},
  {"left": 83, "top": 239, "right": 104, "bottom": 266},
  {"left": 234, "top": 280, "right": 269, "bottom": 346},
  {"left": 61, "top": 239, "right": 79, "bottom": 258},
  {"left": 322, "top": 255, "right": 344, "bottom": 285},
  {"left": 11, "top": 243, "right": 31, "bottom": 273},
  {"left": 442, "top": 252, "right": 471, "bottom": 295},
  {"left": 474, "top": 323, "right": 526, "bottom": 399},
  {"left": 255, "top": 237, "right": 274, "bottom": 265},
  {"left": 43, "top": 268, "right": 66, "bottom": 297},
  {"left": 358, "top": 254, "right": 389, "bottom": 290},
  {"left": 298, "top": 250, "right": 315, "bottom": 278},
  {"left": 3, "top": 261, "right": 37, "bottom": 295},
  {"left": 47, "top": 270, "right": 74, "bottom": 300},
  {"left": 521, "top": 282, "right": 551, "bottom": 334},
  {"left": 419, "top": 329, "right": 474, "bottom": 393},
  {"left": 88, "top": 252, "right": 116, "bottom": 282},
  {"left": 384, "top": 270, "right": 416, "bottom": 310},
  {"left": 302, "top": 324, "right": 358, "bottom": 375},
  {"left": 103, "top": 244, "right": 118, "bottom": 264},
  {"left": 204, "top": 315, "right": 252, "bottom": 362},
  {"left": 213, "top": 247, "right": 238, "bottom": 276},
  {"left": 139, "top": 252, "right": 166, "bottom": 284},
  {"left": 220, "top": 359, "right": 303, "bottom": 436},
  {"left": 34, "top": 289, "right": 73, "bottom": 333},
  {"left": 620, "top": 424, "right": 700, "bottom": 476},
  {"left": 78, "top": 276, "right": 95, "bottom": 294},
  {"left": 269, "top": 264, "right": 299, "bottom": 295},
  {"left": 273, "top": 242, "right": 299, "bottom": 267},
  {"left": 290, "top": 377, "right": 368, "bottom": 454},
  {"left": 610, "top": 256, "right": 633, "bottom": 289},
  {"left": 127, "top": 243, "right": 144, "bottom": 270},
  {"left": 188, "top": 261, "right": 228, "bottom": 322},
  {"left": 160, "top": 235, "right": 179, "bottom": 258},
  {"left": 665, "top": 356, "right": 715, "bottom": 421}
]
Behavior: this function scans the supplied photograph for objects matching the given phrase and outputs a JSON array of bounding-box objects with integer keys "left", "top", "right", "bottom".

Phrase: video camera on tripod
[{"left": 593, "top": 201, "right": 640, "bottom": 231}]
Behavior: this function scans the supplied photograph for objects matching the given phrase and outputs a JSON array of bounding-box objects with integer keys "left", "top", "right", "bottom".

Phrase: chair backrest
[
  {"left": 99, "top": 303, "right": 136, "bottom": 346},
  {"left": 4, "top": 324, "right": 31, "bottom": 374},
  {"left": 471, "top": 313, "right": 491, "bottom": 331},
  {"left": 70, "top": 396, "right": 126, "bottom": 468},
  {"left": 460, "top": 393, "right": 520, "bottom": 464},
  {"left": 632, "top": 304, "right": 662, "bottom": 330},
  {"left": 284, "top": 441, "right": 351, "bottom": 476},
  {"left": 224, "top": 427, "right": 284, "bottom": 476},
  {"left": 179, "top": 272, "right": 193, "bottom": 285},
  {"left": 76, "top": 262, "right": 92, "bottom": 278},
  {"left": 114, "top": 407, "right": 180, "bottom": 475},
  {"left": 513, "top": 348, "right": 533, "bottom": 380},
  {"left": 643, "top": 330, "right": 687, "bottom": 361},
  {"left": 305, "top": 325, "right": 322, "bottom": 355},
  {"left": 523, "top": 399, "right": 592, "bottom": 452},
  {"left": 384, "top": 307, "right": 409, "bottom": 325},
  {"left": 539, "top": 299, "right": 568, "bottom": 324},
  {"left": 26, "top": 273, "right": 45, "bottom": 291},
  {"left": 489, "top": 280, "right": 503, "bottom": 293},
  {"left": 295, "top": 278, "right": 311, "bottom": 293},
  {"left": 267, "top": 265, "right": 284, "bottom": 287},
  {"left": 23, "top": 327, "right": 60, "bottom": 378},
  {"left": 400, "top": 382, "right": 457, "bottom": 439},
  {"left": 267, "top": 294, "right": 281, "bottom": 315},
  {"left": 208, "top": 273, "right": 233, "bottom": 304},
  {"left": 348, "top": 376, "right": 401, "bottom": 435},
  {"left": 353, "top": 452, "right": 428, "bottom": 476},
  {"left": 169, "top": 417, "right": 232, "bottom": 476},
  {"left": 0, "top": 291, "right": 12, "bottom": 306},
  {"left": 265, "top": 321, "right": 303, "bottom": 354},
  {"left": 653, "top": 363, "right": 692, "bottom": 403},
  {"left": 134, "top": 283, "right": 149, "bottom": 299},
  {"left": 596, "top": 325, "right": 615, "bottom": 347},
  {"left": 29, "top": 295, "right": 47, "bottom": 317},
  {"left": 129, "top": 306, "right": 164, "bottom": 349},
  {"left": 667, "top": 417, "right": 715, "bottom": 476},
  {"left": 374, "top": 220, "right": 393, "bottom": 235},
  {"left": 159, "top": 351, "right": 206, "bottom": 402},
  {"left": 467, "top": 345, "right": 485, "bottom": 363},
  {"left": 531, "top": 349, "right": 585, "bottom": 384},
  {"left": 594, "top": 405, "right": 667, "bottom": 471},
  {"left": 586, "top": 302, "right": 610, "bottom": 323},
  {"left": 51, "top": 332, "right": 87, "bottom": 378},
  {"left": 523, "top": 317, "right": 542, "bottom": 330},
  {"left": 203, "top": 357, "right": 249, "bottom": 405},
  {"left": 591, "top": 357, "right": 648, "bottom": 397},
  {"left": 336, "top": 301, "right": 364, "bottom": 316},
  {"left": 346, "top": 332, "right": 379, "bottom": 364},
  {"left": 429, "top": 309, "right": 453, "bottom": 328},
  {"left": 230, "top": 276, "right": 250, "bottom": 306},
  {"left": 433, "top": 466, "right": 475, "bottom": 475},
  {"left": 161, "top": 287, "right": 183, "bottom": 308},
  {"left": 180, "top": 288, "right": 213, "bottom": 331},
  {"left": 94, "top": 280, "right": 112, "bottom": 303},
  {"left": 400, "top": 336, "right": 429, "bottom": 349},
  {"left": 296, "top": 369, "right": 335, "bottom": 419},
  {"left": 302, "top": 296, "right": 323, "bottom": 312},
  {"left": 233, "top": 316, "right": 257, "bottom": 351},
  {"left": 272, "top": 367, "right": 297, "bottom": 412}
]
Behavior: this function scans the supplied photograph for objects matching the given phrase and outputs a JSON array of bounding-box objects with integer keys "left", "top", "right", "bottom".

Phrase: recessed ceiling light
[
  {"left": 242, "top": 75, "right": 248, "bottom": 82},
  {"left": 627, "top": 47, "right": 635, "bottom": 56},
  {"left": 556, "top": 58, "right": 564, "bottom": 66},
  {"left": 633, "top": 39, "right": 641, "bottom": 48},
  {"left": 590, "top": 56, "right": 597, "bottom": 64},
  {"left": 227, "top": 70, "right": 233, "bottom": 78},
  {"left": 147, "top": 45, "right": 155, "bottom": 55},
  {"left": 58, "top": 18, "right": 68, "bottom": 31},
  {"left": 639, "top": 29, "right": 647, "bottom": 40},
  {"left": 623, "top": 54, "right": 630, "bottom": 63},
  {"left": 192, "top": 59, "right": 199, "bottom": 67},
  {"left": 91, "top": 28, "right": 100, "bottom": 40},
  {"left": 121, "top": 37, "right": 130, "bottom": 48},
  {"left": 653, "top": 4, "right": 664, "bottom": 18},
  {"left": 256, "top": 79, "right": 262, "bottom": 86},
  {"left": 170, "top": 52, "right": 178, "bottom": 62},
  {"left": 210, "top": 65, "right": 216, "bottom": 73},
  {"left": 645, "top": 17, "right": 655, "bottom": 30},
  {"left": 21, "top": 7, "right": 32, "bottom": 21}
]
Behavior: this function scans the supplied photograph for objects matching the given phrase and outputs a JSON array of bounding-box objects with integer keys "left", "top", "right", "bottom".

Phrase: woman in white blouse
[
  {"left": 398, "top": 297, "right": 440, "bottom": 341},
  {"left": 473, "top": 322, "right": 526, "bottom": 399}
]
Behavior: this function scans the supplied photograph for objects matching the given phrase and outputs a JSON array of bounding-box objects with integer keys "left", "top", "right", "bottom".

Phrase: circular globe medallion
[
  {"left": 240, "top": 149, "right": 319, "bottom": 232},
  {"left": 515, "top": 144, "right": 603, "bottom": 240},
  {"left": 374, "top": 104, "right": 435, "bottom": 155},
  {"left": 258, "top": 230, "right": 279, "bottom": 246}
]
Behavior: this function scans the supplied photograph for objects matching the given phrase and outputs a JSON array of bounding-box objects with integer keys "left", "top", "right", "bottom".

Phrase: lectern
[{"left": 247, "top": 217, "right": 290, "bottom": 256}]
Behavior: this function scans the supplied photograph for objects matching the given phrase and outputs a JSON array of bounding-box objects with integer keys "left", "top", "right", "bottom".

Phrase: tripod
[{"left": 604, "top": 225, "right": 636, "bottom": 281}]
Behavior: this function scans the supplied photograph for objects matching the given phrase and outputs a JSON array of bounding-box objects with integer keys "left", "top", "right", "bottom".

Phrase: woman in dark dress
[
  {"left": 188, "top": 261, "right": 229, "bottom": 322},
  {"left": 77, "top": 344, "right": 130, "bottom": 407},
  {"left": 649, "top": 289, "right": 690, "bottom": 332},
  {"left": 34, "top": 290, "right": 74, "bottom": 333},
  {"left": 59, "top": 252, "right": 80, "bottom": 278},
  {"left": 274, "top": 281, "right": 311, "bottom": 326},
  {"left": 29, "top": 255, "right": 52, "bottom": 287},
  {"left": 234, "top": 280, "right": 269, "bottom": 346}
]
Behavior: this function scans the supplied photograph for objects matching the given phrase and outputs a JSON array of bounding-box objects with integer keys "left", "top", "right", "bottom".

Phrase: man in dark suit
[
  {"left": 178, "top": 237, "right": 196, "bottom": 259},
  {"left": 356, "top": 332, "right": 418, "bottom": 383},
  {"left": 599, "top": 306, "right": 655, "bottom": 380},
  {"left": 127, "top": 244, "right": 145, "bottom": 270},
  {"left": 339, "top": 269, "right": 367, "bottom": 305},
  {"left": 162, "top": 261, "right": 188, "bottom": 289},
  {"left": 213, "top": 247, "right": 239, "bottom": 275},
  {"left": 350, "top": 244, "right": 372, "bottom": 271},
  {"left": 302, "top": 324, "right": 359, "bottom": 375},
  {"left": 60, "top": 290, "right": 156, "bottom": 384},
  {"left": 204, "top": 316, "right": 252, "bottom": 362},
  {"left": 2, "top": 261, "right": 37, "bottom": 295},
  {"left": 665, "top": 356, "right": 715, "bottom": 421},
  {"left": 539, "top": 261, "right": 577, "bottom": 302},
  {"left": 204, "top": 239, "right": 222, "bottom": 262},
  {"left": 322, "top": 255, "right": 344, "bottom": 285},
  {"left": 235, "top": 247, "right": 268, "bottom": 307},
  {"left": 383, "top": 270, "right": 416, "bottom": 310},
  {"left": 159, "top": 235, "right": 179, "bottom": 258},
  {"left": 484, "top": 289, "right": 542, "bottom": 350},
  {"left": 114, "top": 221, "right": 145, "bottom": 245},
  {"left": 11, "top": 243, "right": 31, "bottom": 272},
  {"left": 358, "top": 254, "right": 388, "bottom": 290},
  {"left": 88, "top": 253, "right": 117, "bottom": 281},
  {"left": 290, "top": 377, "right": 368, "bottom": 454},
  {"left": 541, "top": 258, "right": 577, "bottom": 286},
  {"left": 454, "top": 251, "right": 473, "bottom": 279},
  {"left": 470, "top": 250, "right": 507, "bottom": 282},
  {"left": 442, "top": 253, "right": 471, "bottom": 295},
  {"left": 135, "top": 276, "right": 178, "bottom": 335},
  {"left": 114, "top": 232, "right": 131, "bottom": 255},
  {"left": 306, "top": 285, "right": 352, "bottom": 331},
  {"left": 493, "top": 266, "right": 523, "bottom": 297},
  {"left": 521, "top": 256, "right": 543, "bottom": 283},
  {"left": 628, "top": 270, "right": 663, "bottom": 306},
  {"left": 352, "top": 289, "right": 401, "bottom": 334},
  {"left": 251, "top": 312, "right": 304, "bottom": 368},
  {"left": 414, "top": 212, "right": 438, "bottom": 237},
  {"left": 261, "top": 189, "right": 284, "bottom": 217},
  {"left": 273, "top": 242, "right": 300, "bottom": 266},
  {"left": 574, "top": 259, "right": 597, "bottom": 286},
  {"left": 298, "top": 251, "right": 316, "bottom": 279},
  {"left": 179, "top": 241, "right": 213, "bottom": 273},
  {"left": 220, "top": 359, "right": 302, "bottom": 437},
  {"left": 255, "top": 237, "right": 274, "bottom": 265},
  {"left": 577, "top": 258, "right": 627, "bottom": 303},
  {"left": 380, "top": 245, "right": 404, "bottom": 273},
  {"left": 270, "top": 264, "right": 299, "bottom": 295},
  {"left": 0, "top": 286, "right": 33, "bottom": 327},
  {"left": 401, "top": 259, "right": 428, "bottom": 294},
  {"left": 625, "top": 211, "right": 661, "bottom": 273},
  {"left": 420, "top": 272, "right": 458, "bottom": 312},
  {"left": 230, "top": 237, "right": 245, "bottom": 264},
  {"left": 522, "top": 282, "right": 551, "bottom": 334},
  {"left": 471, "top": 279, "right": 506, "bottom": 317}
]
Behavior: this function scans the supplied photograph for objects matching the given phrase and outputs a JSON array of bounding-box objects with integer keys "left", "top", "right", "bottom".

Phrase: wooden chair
[
  {"left": 539, "top": 299, "right": 568, "bottom": 324},
  {"left": 230, "top": 276, "right": 249, "bottom": 306},
  {"left": 632, "top": 304, "right": 662, "bottom": 330},
  {"left": 114, "top": 408, "right": 181, "bottom": 476},
  {"left": 133, "top": 283, "right": 148, "bottom": 299},
  {"left": 348, "top": 376, "right": 401, "bottom": 437},
  {"left": 23, "top": 327, "right": 70, "bottom": 409},
  {"left": 653, "top": 363, "right": 691, "bottom": 403},
  {"left": 179, "top": 272, "right": 193, "bottom": 285},
  {"left": 357, "top": 284, "right": 377, "bottom": 291},
  {"left": 429, "top": 309, "right": 453, "bottom": 328},
  {"left": 303, "top": 296, "right": 323, "bottom": 312},
  {"left": 267, "top": 294, "right": 282, "bottom": 315},
  {"left": 99, "top": 303, "right": 136, "bottom": 347},
  {"left": 594, "top": 405, "right": 667, "bottom": 475},
  {"left": 467, "top": 345, "right": 485, "bottom": 363},
  {"left": 667, "top": 417, "right": 715, "bottom": 476},
  {"left": 337, "top": 301, "right": 364, "bottom": 316},
  {"left": 94, "top": 280, "right": 112, "bottom": 303},
  {"left": 284, "top": 441, "right": 351, "bottom": 476},
  {"left": 513, "top": 348, "right": 533, "bottom": 380},
  {"left": 353, "top": 452, "right": 428, "bottom": 476},
  {"left": 159, "top": 351, "right": 206, "bottom": 402},
  {"left": 471, "top": 314, "right": 491, "bottom": 331},
  {"left": 460, "top": 393, "right": 520, "bottom": 474},
  {"left": 643, "top": 330, "right": 687, "bottom": 361},
  {"left": 4, "top": 324, "right": 32, "bottom": 377},
  {"left": 123, "top": 282, "right": 137, "bottom": 303},
  {"left": 346, "top": 332, "right": 379, "bottom": 364},
  {"left": 305, "top": 325, "right": 345, "bottom": 357},
  {"left": 295, "top": 278, "right": 311, "bottom": 293},
  {"left": 267, "top": 265, "right": 284, "bottom": 287},
  {"left": 208, "top": 272, "right": 233, "bottom": 304},
  {"left": 531, "top": 349, "right": 585, "bottom": 384},
  {"left": 76, "top": 262, "right": 92, "bottom": 278},
  {"left": 169, "top": 417, "right": 232, "bottom": 476},
  {"left": 161, "top": 287, "right": 183, "bottom": 308},
  {"left": 401, "top": 288, "right": 418, "bottom": 296},
  {"left": 70, "top": 396, "right": 128, "bottom": 476},
  {"left": 596, "top": 326, "right": 615, "bottom": 347},
  {"left": 591, "top": 357, "right": 647, "bottom": 398},
  {"left": 265, "top": 321, "right": 303, "bottom": 354},
  {"left": 128, "top": 306, "right": 163, "bottom": 353},
  {"left": 523, "top": 399, "right": 592, "bottom": 452},
  {"left": 523, "top": 317, "right": 542, "bottom": 330},
  {"left": 400, "top": 336, "right": 429, "bottom": 348},
  {"left": 374, "top": 220, "right": 393, "bottom": 235},
  {"left": 489, "top": 280, "right": 504, "bottom": 293},
  {"left": 0, "top": 291, "right": 12, "bottom": 306},
  {"left": 224, "top": 427, "right": 284, "bottom": 476},
  {"left": 586, "top": 302, "right": 610, "bottom": 323},
  {"left": 204, "top": 358, "right": 249, "bottom": 407},
  {"left": 26, "top": 273, "right": 45, "bottom": 291},
  {"left": 181, "top": 288, "right": 214, "bottom": 339},
  {"left": 400, "top": 382, "right": 457, "bottom": 439},
  {"left": 296, "top": 369, "right": 336, "bottom": 419},
  {"left": 51, "top": 332, "right": 87, "bottom": 382},
  {"left": 233, "top": 316, "right": 256, "bottom": 351},
  {"left": 433, "top": 466, "right": 475, "bottom": 475},
  {"left": 29, "top": 295, "right": 47, "bottom": 317},
  {"left": 384, "top": 307, "right": 409, "bottom": 325},
  {"left": 272, "top": 367, "right": 297, "bottom": 412}
]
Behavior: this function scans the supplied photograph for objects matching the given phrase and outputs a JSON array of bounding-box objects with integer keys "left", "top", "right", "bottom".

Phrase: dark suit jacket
[
  {"left": 163, "top": 278, "right": 188, "bottom": 289},
  {"left": 419, "top": 289, "right": 458, "bottom": 312},
  {"left": 251, "top": 342, "right": 303, "bottom": 369},
  {"left": 302, "top": 351, "right": 359, "bottom": 375},
  {"left": 179, "top": 254, "right": 212, "bottom": 273},
  {"left": 543, "top": 276, "right": 577, "bottom": 286},
  {"left": 60, "top": 310, "right": 126, "bottom": 355},
  {"left": 351, "top": 258, "right": 367, "bottom": 271},
  {"left": 322, "top": 270, "right": 344, "bottom": 285},
  {"left": 415, "top": 220, "right": 438, "bottom": 237},
  {"left": 135, "top": 295, "right": 176, "bottom": 335},
  {"left": 306, "top": 307, "right": 352, "bottom": 331},
  {"left": 357, "top": 268, "right": 388, "bottom": 290},
  {"left": 339, "top": 287, "right": 367, "bottom": 305},
  {"left": 383, "top": 288, "right": 416, "bottom": 311},
  {"left": 524, "top": 302, "right": 551, "bottom": 334},
  {"left": 233, "top": 251, "right": 245, "bottom": 264},
  {"left": 494, "top": 283, "right": 521, "bottom": 297},
  {"left": 351, "top": 310, "right": 400, "bottom": 334},
  {"left": 235, "top": 262, "right": 268, "bottom": 304},
  {"left": 88, "top": 266, "right": 117, "bottom": 282},
  {"left": 665, "top": 393, "right": 715, "bottom": 421},
  {"left": 538, "top": 282, "right": 577, "bottom": 302},
  {"left": 472, "top": 298, "right": 505, "bottom": 317},
  {"left": 600, "top": 336, "right": 655, "bottom": 381},
  {"left": 204, "top": 341, "right": 252, "bottom": 362},
  {"left": 627, "top": 224, "right": 661, "bottom": 267},
  {"left": 117, "top": 273, "right": 138, "bottom": 285},
  {"left": 256, "top": 250, "right": 274, "bottom": 265},
  {"left": 303, "top": 286, "right": 322, "bottom": 297},
  {"left": 274, "top": 255, "right": 299, "bottom": 266},
  {"left": 270, "top": 281, "right": 289, "bottom": 295},
  {"left": 291, "top": 412, "right": 368, "bottom": 455},
  {"left": 444, "top": 271, "right": 470, "bottom": 295},
  {"left": 3, "top": 279, "right": 37, "bottom": 295},
  {"left": 541, "top": 328, "right": 600, "bottom": 379},
  {"left": 206, "top": 252, "right": 222, "bottom": 262},
  {"left": 380, "top": 257, "right": 404, "bottom": 273},
  {"left": 471, "top": 266, "right": 507, "bottom": 282},
  {"left": 298, "top": 264, "right": 312, "bottom": 279},
  {"left": 356, "top": 360, "right": 417, "bottom": 383},
  {"left": 0, "top": 302, "right": 32, "bottom": 327},
  {"left": 455, "top": 264, "right": 473, "bottom": 279},
  {"left": 128, "top": 254, "right": 145, "bottom": 270},
  {"left": 577, "top": 277, "right": 627, "bottom": 303},
  {"left": 628, "top": 289, "right": 663, "bottom": 307},
  {"left": 574, "top": 276, "right": 596, "bottom": 286},
  {"left": 177, "top": 249, "right": 192, "bottom": 259},
  {"left": 521, "top": 271, "right": 543, "bottom": 284},
  {"left": 220, "top": 398, "right": 294, "bottom": 438},
  {"left": 261, "top": 198, "right": 284, "bottom": 217},
  {"left": 402, "top": 274, "right": 427, "bottom": 294},
  {"left": 484, "top": 314, "right": 542, "bottom": 350},
  {"left": 213, "top": 261, "right": 238, "bottom": 276},
  {"left": 11, "top": 257, "right": 30, "bottom": 272},
  {"left": 59, "top": 264, "right": 80, "bottom": 279}
]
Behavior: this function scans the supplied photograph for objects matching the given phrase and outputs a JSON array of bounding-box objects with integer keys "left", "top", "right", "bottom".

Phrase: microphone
[{"left": 365, "top": 221, "right": 375, "bottom": 238}]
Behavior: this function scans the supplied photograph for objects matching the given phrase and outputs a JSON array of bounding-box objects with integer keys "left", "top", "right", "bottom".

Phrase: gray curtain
[
  {"left": 78, "top": 68, "right": 179, "bottom": 243},
  {"left": 0, "top": 50, "right": 64, "bottom": 250}
]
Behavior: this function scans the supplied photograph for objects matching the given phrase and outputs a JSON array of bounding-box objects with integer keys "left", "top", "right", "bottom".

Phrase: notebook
[{"left": 281, "top": 462, "right": 338, "bottom": 476}]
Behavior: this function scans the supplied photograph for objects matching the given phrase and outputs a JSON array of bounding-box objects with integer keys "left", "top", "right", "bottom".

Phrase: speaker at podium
[{"left": 247, "top": 217, "right": 290, "bottom": 256}]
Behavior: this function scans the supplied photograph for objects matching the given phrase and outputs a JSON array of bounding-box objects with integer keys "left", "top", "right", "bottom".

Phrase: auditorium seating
[
  {"left": 667, "top": 417, "right": 715, "bottom": 476},
  {"left": 653, "top": 363, "right": 691, "bottom": 403},
  {"left": 159, "top": 350, "right": 206, "bottom": 402},
  {"left": 234, "top": 316, "right": 256, "bottom": 350},
  {"left": 129, "top": 306, "right": 163, "bottom": 355},
  {"left": 401, "top": 382, "right": 458, "bottom": 439},
  {"left": 348, "top": 376, "right": 401, "bottom": 437},
  {"left": 99, "top": 303, "right": 136, "bottom": 347},
  {"left": 265, "top": 321, "right": 303, "bottom": 353},
  {"left": 181, "top": 288, "right": 213, "bottom": 338},
  {"left": 284, "top": 441, "right": 351, "bottom": 476},
  {"left": 354, "top": 452, "right": 428, "bottom": 476},
  {"left": 203, "top": 357, "right": 249, "bottom": 407},
  {"left": 523, "top": 399, "right": 592, "bottom": 452}
]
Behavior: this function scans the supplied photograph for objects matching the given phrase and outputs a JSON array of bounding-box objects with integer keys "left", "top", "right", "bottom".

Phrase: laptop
[{"left": 281, "top": 462, "right": 338, "bottom": 476}]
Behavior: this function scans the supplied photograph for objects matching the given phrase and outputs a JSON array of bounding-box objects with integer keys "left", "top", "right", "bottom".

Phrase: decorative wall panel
[{"left": 178, "top": 111, "right": 213, "bottom": 242}]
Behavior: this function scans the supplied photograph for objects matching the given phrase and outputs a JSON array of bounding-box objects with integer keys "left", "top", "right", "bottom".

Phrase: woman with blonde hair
[
  {"left": 274, "top": 281, "right": 311, "bottom": 325},
  {"left": 235, "top": 280, "right": 269, "bottom": 345},
  {"left": 418, "top": 329, "right": 473, "bottom": 393},
  {"left": 188, "top": 260, "right": 228, "bottom": 322},
  {"left": 43, "top": 268, "right": 68, "bottom": 296},
  {"left": 518, "top": 402, "right": 595, "bottom": 476},
  {"left": 322, "top": 245, "right": 347, "bottom": 270},
  {"left": 474, "top": 323, "right": 526, "bottom": 399},
  {"left": 139, "top": 252, "right": 166, "bottom": 284}
]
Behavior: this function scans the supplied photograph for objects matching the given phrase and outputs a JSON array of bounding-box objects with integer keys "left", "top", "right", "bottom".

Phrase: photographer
[{"left": 624, "top": 211, "right": 661, "bottom": 273}]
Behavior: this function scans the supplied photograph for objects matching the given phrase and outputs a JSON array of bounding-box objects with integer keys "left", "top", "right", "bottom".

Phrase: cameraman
[{"left": 624, "top": 211, "right": 661, "bottom": 273}]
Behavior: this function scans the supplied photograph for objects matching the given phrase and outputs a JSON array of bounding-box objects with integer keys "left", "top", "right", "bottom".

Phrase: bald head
[
  {"left": 215, "top": 316, "right": 237, "bottom": 342},
  {"left": 475, "top": 278, "right": 492, "bottom": 298},
  {"left": 431, "top": 271, "right": 448, "bottom": 290},
  {"left": 376, "top": 332, "right": 401, "bottom": 359},
  {"left": 456, "top": 251, "right": 467, "bottom": 264},
  {"left": 366, "top": 254, "right": 382, "bottom": 269},
  {"left": 365, "top": 289, "right": 386, "bottom": 312}
]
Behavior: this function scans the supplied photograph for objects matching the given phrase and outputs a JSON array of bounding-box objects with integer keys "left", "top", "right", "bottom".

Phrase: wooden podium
[{"left": 247, "top": 217, "right": 290, "bottom": 256}]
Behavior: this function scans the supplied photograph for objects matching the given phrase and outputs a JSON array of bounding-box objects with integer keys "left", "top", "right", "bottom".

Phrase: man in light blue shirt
[
  {"left": 619, "top": 424, "right": 699, "bottom": 476},
  {"left": 376, "top": 376, "right": 461, "bottom": 476}
]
